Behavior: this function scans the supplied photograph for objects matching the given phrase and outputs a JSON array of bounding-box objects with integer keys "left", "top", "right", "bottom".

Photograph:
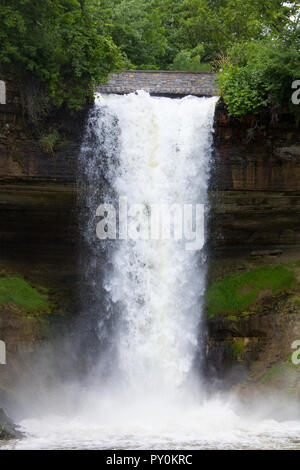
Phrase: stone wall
[
  {"left": 0, "top": 76, "right": 83, "bottom": 365},
  {"left": 97, "top": 70, "right": 218, "bottom": 97}
]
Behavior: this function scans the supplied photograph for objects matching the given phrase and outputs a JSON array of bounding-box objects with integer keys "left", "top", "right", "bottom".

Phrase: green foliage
[
  {"left": 103, "top": 0, "right": 167, "bottom": 68},
  {"left": 170, "top": 46, "right": 210, "bottom": 72},
  {"left": 40, "top": 130, "right": 60, "bottom": 154},
  {"left": 231, "top": 340, "right": 244, "bottom": 359},
  {"left": 217, "top": 64, "right": 267, "bottom": 116},
  {"left": 1, "top": 0, "right": 299, "bottom": 119},
  {"left": 100, "top": 0, "right": 299, "bottom": 76},
  {"left": 0, "top": 0, "right": 124, "bottom": 118},
  {"left": 182, "top": 0, "right": 298, "bottom": 61},
  {"left": 291, "top": 296, "right": 300, "bottom": 308},
  {"left": 218, "top": 39, "right": 300, "bottom": 118},
  {"left": 0, "top": 276, "right": 50, "bottom": 312},
  {"left": 206, "top": 265, "right": 295, "bottom": 318},
  {"left": 100, "top": 0, "right": 191, "bottom": 69}
]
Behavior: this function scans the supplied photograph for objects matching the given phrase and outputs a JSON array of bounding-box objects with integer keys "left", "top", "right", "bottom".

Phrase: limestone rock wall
[
  {"left": 210, "top": 102, "right": 300, "bottom": 247},
  {"left": 0, "top": 76, "right": 85, "bottom": 407},
  {"left": 0, "top": 77, "right": 83, "bottom": 184},
  {"left": 0, "top": 75, "right": 86, "bottom": 255}
]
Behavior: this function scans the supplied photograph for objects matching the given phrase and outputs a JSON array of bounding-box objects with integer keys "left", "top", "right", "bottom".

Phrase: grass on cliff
[
  {"left": 0, "top": 276, "right": 50, "bottom": 313},
  {"left": 206, "top": 265, "right": 295, "bottom": 318}
]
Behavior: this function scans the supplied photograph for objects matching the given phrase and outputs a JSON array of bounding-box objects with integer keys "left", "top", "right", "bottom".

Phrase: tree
[
  {"left": 0, "top": 0, "right": 124, "bottom": 121},
  {"left": 182, "top": 0, "right": 296, "bottom": 61},
  {"left": 102, "top": 0, "right": 167, "bottom": 68},
  {"left": 217, "top": 37, "right": 300, "bottom": 119}
]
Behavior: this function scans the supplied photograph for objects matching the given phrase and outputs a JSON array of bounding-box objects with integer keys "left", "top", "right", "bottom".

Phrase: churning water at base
[
  {"left": 3, "top": 92, "right": 300, "bottom": 450},
  {"left": 4, "top": 393, "right": 300, "bottom": 449}
]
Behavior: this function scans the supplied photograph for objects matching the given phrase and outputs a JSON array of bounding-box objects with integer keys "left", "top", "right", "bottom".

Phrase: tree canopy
[{"left": 0, "top": 0, "right": 123, "bottom": 120}]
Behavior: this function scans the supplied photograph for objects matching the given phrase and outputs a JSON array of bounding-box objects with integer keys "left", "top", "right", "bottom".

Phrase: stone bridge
[{"left": 97, "top": 70, "right": 218, "bottom": 97}]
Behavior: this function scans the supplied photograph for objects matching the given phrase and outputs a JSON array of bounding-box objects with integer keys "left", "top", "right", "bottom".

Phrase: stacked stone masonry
[{"left": 97, "top": 70, "right": 218, "bottom": 97}]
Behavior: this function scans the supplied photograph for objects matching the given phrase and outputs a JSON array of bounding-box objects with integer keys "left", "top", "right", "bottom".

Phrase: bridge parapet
[{"left": 97, "top": 70, "right": 218, "bottom": 97}]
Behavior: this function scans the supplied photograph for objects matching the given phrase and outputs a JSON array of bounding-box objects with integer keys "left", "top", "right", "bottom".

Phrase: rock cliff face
[
  {"left": 0, "top": 76, "right": 87, "bottom": 410},
  {"left": 210, "top": 101, "right": 300, "bottom": 247},
  {"left": 207, "top": 102, "right": 300, "bottom": 392},
  {"left": 0, "top": 75, "right": 85, "bottom": 257},
  {"left": 204, "top": 247, "right": 300, "bottom": 396}
]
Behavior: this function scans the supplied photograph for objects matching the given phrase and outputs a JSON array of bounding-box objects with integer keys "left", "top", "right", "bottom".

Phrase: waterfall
[
  {"left": 79, "top": 91, "right": 218, "bottom": 397},
  {"left": 6, "top": 91, "right": 300, "bottom": 450}
]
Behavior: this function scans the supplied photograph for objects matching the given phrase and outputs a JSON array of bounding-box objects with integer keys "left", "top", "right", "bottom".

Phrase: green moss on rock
[
  {"left": 0, "top": 276, "right": 51, "bottom": 313},
  {"left": 231, "top": 339, "right": 245, "bottom": 359},
  {"left": 206, "top": 265, "right": 295, "bottom": 318}
]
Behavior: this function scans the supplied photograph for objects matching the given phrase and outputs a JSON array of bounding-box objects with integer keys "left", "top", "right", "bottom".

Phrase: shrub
[
  {"left": 40, "top": 130, "right": 60, "bottom": 154},
  {"left": 217, "top": 39, "right": 300, "bottom": 120}
]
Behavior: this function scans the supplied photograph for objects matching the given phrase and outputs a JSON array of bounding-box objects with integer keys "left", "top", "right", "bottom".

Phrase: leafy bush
[
  {"left": 0, "top": 0, "right": 298, "bottom": 121},
  {"left": 217, "top": 39, "right": 300, "bottom": 119},
  {"left": 40, "top": 130, "right": 60, "bottom": 154},
  {"left": 218, "top": 64, "right": 268, "bottom": 116}
]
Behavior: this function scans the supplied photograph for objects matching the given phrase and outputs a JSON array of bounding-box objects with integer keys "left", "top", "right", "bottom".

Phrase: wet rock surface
[
  {"left": 210, "top": 101, "right": 300, "bottom": 247},
  {"left": 0, "top": 408, "right": 23, "bottom": 440},
  {"left": 205, "top": 247, "right": 300, "bottom": 394}
]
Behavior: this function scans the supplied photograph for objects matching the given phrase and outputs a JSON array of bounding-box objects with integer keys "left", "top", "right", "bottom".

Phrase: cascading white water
[{"left": 82, "top": 91, "right": 218, "bottom": 395}]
